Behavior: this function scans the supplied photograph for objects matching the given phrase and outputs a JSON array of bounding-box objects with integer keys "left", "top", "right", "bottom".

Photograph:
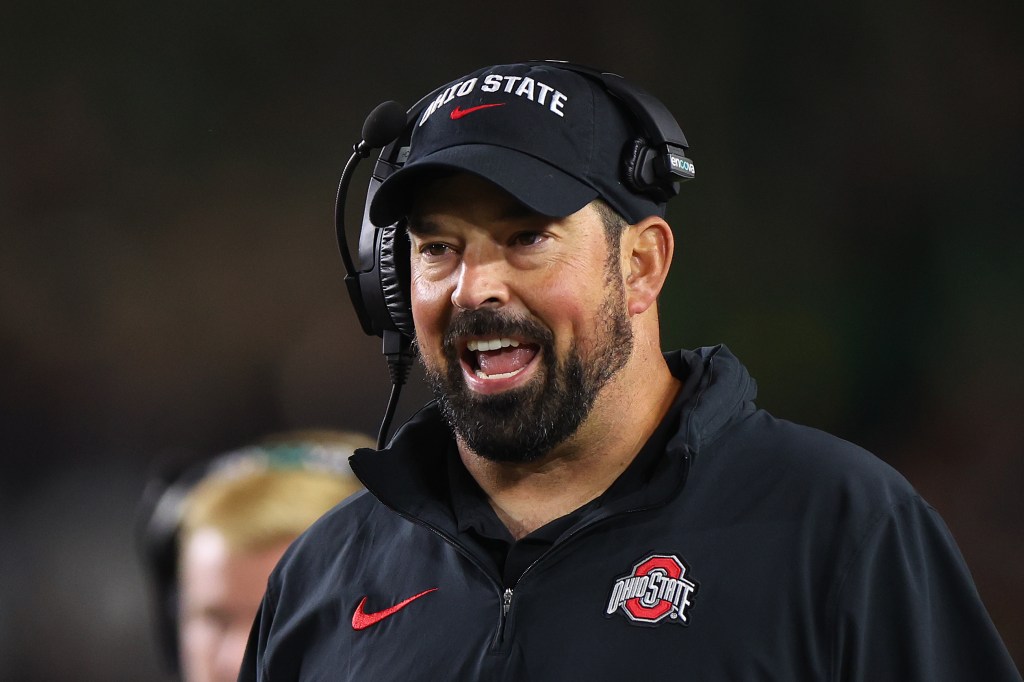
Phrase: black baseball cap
[{"left": 368, "top": 62, "right": 668, "bottom": 227}]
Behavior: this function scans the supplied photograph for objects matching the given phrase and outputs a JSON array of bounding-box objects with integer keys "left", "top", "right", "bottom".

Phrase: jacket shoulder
[
  {"left": 729, "top": 409, "right": 917, "bottom": 504},
  {"left": 270, "top": 489, "right": 395, "bottom": 587}
]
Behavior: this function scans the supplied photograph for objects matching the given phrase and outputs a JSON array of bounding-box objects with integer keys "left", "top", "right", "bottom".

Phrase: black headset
[
  {"left": 136, "top": 454, "right": 219, "bottom": 674},
  {"left": 334, "top": 60, "right": 694, "bottom": 446}
]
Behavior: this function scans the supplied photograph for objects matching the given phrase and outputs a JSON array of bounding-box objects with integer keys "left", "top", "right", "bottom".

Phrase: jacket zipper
[
  {"left": 379, "top": 508, "right": 512, "bottom": 645},
  {"left": 387, "top": 506, "right": 641, "bottom": 651},
  {"left": 495, "top": 445, "right": 694, "bottom": 647},
  {"left": 494, "top": 587, "right": 514, "bottom": 644},
  {"left": 491, "top": 502, "right": 670, "bottom": 650},
  {"left": 375, "top": 447, "right": 692, "bottom": 653},
  {"left": 502, "top": 587, "right": 513, "bottom": 617}
]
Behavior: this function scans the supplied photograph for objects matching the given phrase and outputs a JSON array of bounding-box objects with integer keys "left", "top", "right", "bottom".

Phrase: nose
[{"left": 450, "top": 246, "right": 509, "bottom": 311}]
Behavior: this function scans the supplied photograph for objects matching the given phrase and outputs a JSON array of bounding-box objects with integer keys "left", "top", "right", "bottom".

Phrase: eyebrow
[{"left": 406, "top": 216, "right": 439, "bottom": 237}]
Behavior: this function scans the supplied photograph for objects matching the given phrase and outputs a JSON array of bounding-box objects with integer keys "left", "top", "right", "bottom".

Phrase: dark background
[{"left": 2, "top": 0, "right": 1021, "bottom": 678}]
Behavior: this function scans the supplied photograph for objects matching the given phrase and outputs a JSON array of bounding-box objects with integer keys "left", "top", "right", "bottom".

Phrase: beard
[{"left": 420, "top": 275, "right": 633, "bottom": 463}]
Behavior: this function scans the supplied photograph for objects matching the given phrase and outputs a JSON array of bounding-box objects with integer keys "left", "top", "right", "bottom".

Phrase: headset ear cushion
[
  {"left": 621, "top": 137, "right": 648, "bottom": 194},
  {"left": 621, "top": 136, "right": 678, "bottom": 203},
  {"left": 377, "top": 224, "right": 416, "bottom": 338}
]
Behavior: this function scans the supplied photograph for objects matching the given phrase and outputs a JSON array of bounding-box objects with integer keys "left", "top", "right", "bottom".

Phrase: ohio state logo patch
[{"left": 606, "top": 553, "right": 699, "bottom": 626}]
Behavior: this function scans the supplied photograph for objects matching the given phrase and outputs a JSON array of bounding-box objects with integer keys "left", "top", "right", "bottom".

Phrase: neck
[{"left": 458, "top": 346, "right": 679, "bottom": 540}]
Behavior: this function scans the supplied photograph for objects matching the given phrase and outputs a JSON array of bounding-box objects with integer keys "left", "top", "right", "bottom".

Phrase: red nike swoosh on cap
[
  {"left": 450, "top": 103, "right": 506, "bottom": 120},
  {"left": 351, "top": 588, "right": 438, "bottom": 630}
]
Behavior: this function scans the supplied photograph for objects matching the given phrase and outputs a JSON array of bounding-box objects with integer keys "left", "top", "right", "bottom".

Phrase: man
[
  {"left": 239, "top": 62, "right": 1021, "bottom": 680},
  {"left": 138, "top": 430, "right": 369, "bottom": 682}
]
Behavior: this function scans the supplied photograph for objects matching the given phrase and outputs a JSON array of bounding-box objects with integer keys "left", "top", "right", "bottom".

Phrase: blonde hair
[{"left": 179, "top": 430, "right": 372, "bottom": 554}]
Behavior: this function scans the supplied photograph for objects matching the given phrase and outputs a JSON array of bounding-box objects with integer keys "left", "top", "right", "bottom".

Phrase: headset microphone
[
  {"left": 335, "top": 100, "right": 413, "bottom": 449},
  {"left": 361, "top": 100, "right": 408, "bottom": 149},
  {"left": 336, "top": 100, "right": 406, "bottom": 279}
]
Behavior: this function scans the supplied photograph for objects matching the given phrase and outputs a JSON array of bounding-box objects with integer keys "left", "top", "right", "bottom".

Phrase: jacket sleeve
[
  {"left": 831, "top": 496, "right": 1021, "bottom": 681},
  {"left": 237, "top": 581, "right": 278, "bottom": 682}
]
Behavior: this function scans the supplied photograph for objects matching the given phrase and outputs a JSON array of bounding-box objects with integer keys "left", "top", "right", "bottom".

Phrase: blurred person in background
[{"left": 137, "top": 429, "right": 371, "bottom": 682}]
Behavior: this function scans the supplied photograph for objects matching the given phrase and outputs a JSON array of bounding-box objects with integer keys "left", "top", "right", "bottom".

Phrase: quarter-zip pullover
[{"left": 240, "top": 346, "right": 1020, "bottom": 681}]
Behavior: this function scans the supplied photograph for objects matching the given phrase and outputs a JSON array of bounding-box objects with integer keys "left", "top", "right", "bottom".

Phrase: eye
[
  {"left": 510, "top": 231, "right": 547, "bottom": 247},
  {"left": 420, "top": 242, "right": 454, "bottom": 258}
]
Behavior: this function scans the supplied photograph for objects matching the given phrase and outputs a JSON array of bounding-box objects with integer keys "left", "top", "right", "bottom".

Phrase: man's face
[
  {"left": 178, "top": 529, "right": 291, "bottom": 682},
  {"left": 407, "top": 174, "right": 633, "bottom": 462}
]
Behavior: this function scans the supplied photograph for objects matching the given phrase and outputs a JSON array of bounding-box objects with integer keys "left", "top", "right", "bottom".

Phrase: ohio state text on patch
[{"left": 606, "top": 553, "right": 699, "bottom": 626}]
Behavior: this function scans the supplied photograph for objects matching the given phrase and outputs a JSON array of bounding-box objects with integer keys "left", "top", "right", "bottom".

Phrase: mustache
[{"left": 442, "top": 309, "right": 553, "bottom": 353}]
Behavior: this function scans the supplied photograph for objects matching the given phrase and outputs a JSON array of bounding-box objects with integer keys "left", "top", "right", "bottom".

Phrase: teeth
[
  {"left": 466, "top": 338, "right": 520, "bottom": 352},
  {"left": 475, "top": 367, "right": 524, "bottom": 380}
]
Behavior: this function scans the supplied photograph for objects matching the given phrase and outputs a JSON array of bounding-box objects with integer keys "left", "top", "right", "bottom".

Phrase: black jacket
[{"left": 240, "top": 346, "right": 1020, "bottom": 681}]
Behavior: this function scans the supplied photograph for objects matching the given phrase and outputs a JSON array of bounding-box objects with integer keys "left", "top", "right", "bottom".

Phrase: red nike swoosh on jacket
[
  {"left": 450, "top": 103, "right": 506, "bottom": 120},
  {"left": 351, "top": 588, "right": 439, "bottom": 630}
]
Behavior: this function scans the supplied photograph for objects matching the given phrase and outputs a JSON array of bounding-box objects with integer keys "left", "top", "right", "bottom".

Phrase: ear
[{"left": 620, "top": 216, "right": 674, "bottom": 316}]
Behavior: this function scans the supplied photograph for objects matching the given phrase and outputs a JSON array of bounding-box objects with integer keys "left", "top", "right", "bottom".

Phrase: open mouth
[{"left": 464, "top": 337, "right": 540, "bottom": 380}]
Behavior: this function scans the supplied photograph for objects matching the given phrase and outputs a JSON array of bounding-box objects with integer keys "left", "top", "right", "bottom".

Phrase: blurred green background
[{"left": 1, "top": 0, "right": 1021, "bottom": 678}]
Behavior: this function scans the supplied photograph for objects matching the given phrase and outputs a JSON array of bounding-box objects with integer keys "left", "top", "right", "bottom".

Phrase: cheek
[
  {"left": 411, "top": 289, "right": 444, "bottom": 331},
  {"left": 536, "top": 270, "right": 612, "bottom": 338},
  {"left": 179, "top": 615, "right": 221, "bottom": 675},
  {"left": 410, "top": 279, "right": 451, "bottom": 355},
  {"left": 531, "top": 294, "right": 593, "bottom": 359}
]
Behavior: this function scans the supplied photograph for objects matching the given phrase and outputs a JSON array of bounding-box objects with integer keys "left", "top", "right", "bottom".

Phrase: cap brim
[{"left": 368, "top": 144, "right": 599, "bottom": 227}]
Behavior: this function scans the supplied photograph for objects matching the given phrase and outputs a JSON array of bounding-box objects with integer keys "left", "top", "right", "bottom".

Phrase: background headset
[
  {"left": 135, "top": 442, "right": 358, "bottom": 673},
  {"left": 335, "top": 60, "right": 694, "bottom": 447}
]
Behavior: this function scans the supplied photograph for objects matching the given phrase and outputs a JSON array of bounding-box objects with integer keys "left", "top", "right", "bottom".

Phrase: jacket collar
[
  {"left": 350, "top": 345, "right": 756, "bottom": 529},
  {"left": 671, "top": 344, "right": 758, "bottom": 456}
]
